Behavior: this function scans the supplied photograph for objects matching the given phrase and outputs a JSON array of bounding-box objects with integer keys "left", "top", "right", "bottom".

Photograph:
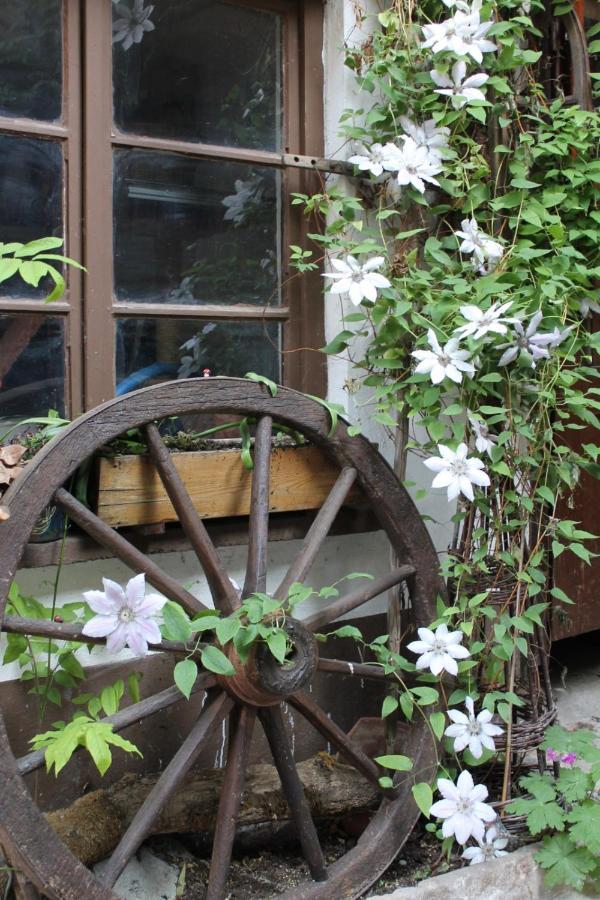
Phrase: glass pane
[
  {"left": 0, "top": 0, "right": 62, "bottom": 121},
  {"left": 113, "top": 0, "right": 282, "bottom": 151},
  {"left": 0, "top": 314, "right": 65, "bottom": 426},
  {"left": 116, "top": 318, "right": 280, "bottom": 394},
  {"left": 114, "top": 149, "right": 281, "bottom": 306},
  {"left": 0, "top": 134, "right": 63, "bottom": 298}
]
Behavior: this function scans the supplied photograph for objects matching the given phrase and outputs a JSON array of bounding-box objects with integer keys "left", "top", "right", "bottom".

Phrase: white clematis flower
[
  {"left": 462, "top": 824, "right": 509, "bottom": 864},
  {"left": 424, "top": 443, "right": 491, "bottom": 502},
  {"left": 348, "top": 143, "right": 390, "bottom": 177},
  {"left": 412, "top": 329, "right": 475, "bottom": 384},
  {"left": 407, "top": 623, "right": 470, "bottom": 676},
  {"left": 430, "top": 770, "right": 497, "bottom": 844},
  {"left": 579, "top": 296, "right": 600, "bottom": 318},
  {"left": 421, "top": 4, "right": 497, "bottom": 63},
  {"left": 323, "top": 255, "right": 391, "bottom": 306},
  {"left": 399, "top": 117, "right": 450, "bottom": 160},
  {"left": 430, "top": 62, "right": 489, "bottom": 110},
  {"left": 454, "top": 217, "right": 503, "bottom": 272},
  {"left": 445, "top": 696, "right": 504, "bottom": 758},
  {"left": 497, "top": 311, "right": 557, "bottom": 367},
  {"left": 467, "top": 412, "right": 496, "bottom": 457},
  {"left": 382, "top": 137, "right": 443, "bottom": 193},
  {"left": 82, "top": 573, "right": 166, "bottom": 656},
  {"left": 454, "top": 302, "right": 518, "bottom": 340},
  {"left": 112, "top": 0, "right": 155, "bottom": 51}
]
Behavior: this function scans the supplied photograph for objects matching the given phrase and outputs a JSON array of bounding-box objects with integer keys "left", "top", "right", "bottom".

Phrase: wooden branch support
[{"left": 44, "top": 753, "right": 379, "bottom": 868}]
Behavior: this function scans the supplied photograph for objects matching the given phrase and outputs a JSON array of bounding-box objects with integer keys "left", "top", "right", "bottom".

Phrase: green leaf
[
  {"left": 266, "top": 630, "right": 287, "bottom": 664},
  {"left": 429, "top": 711, "right": 446, "bottom": 741},
  {"left": 162, "top": 602, "right": 193, "bottom": 642},
  {"left": 399, "top": 690, "right": 414, "bottom": 720},
  {"left": 200, "top": 645, "right": 235, "bottom": 676},
  {"left": 128, "top": 672, "right": 142, "bottom": 704},
  {"left": 566, "top": 801, "right": 600, "bottom": 854},
  {"left": 215, "top": 616, "right": 241, "bottom": 646},
  {"left": 410, "top": 686, "right": 439, "bottom": 706},
  {"left": 13, "top": 236, "right": 63, "bottom": 257},
  {"left": 245, "top": 372, "right": 278, "bottom": 396},
  {"left": 100, "top": 685, "right": 119, "bottom": 716},
  {"left": 84, "top": 727, "right": 113, "bottom": 776},
  {"left": 174, "top": 659, "right": 198, "bottom": 700},
  {"left": 557, "top": 767, "right": 591, "bottom": 803},
  {"left": 412, "top": 782, "right": 433, "bottom": 818},
  {"left": 329, "top": 625, "right": 363, "bottom": 640},
  {"left": 535, "top": 834, "right": 597, "bottom": 892},
  {"left": 305, "top": 394, "right": 345, "bottom": 437},
  {"left": 381, "top": 695, "right": 399, "bottom": 718},
  {"left": 374, "top": 754, "right": 413, "bottom": 772}
]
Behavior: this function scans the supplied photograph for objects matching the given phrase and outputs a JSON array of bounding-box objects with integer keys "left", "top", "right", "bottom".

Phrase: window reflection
[
  {"left": 0, "top": 315, "right": 65, "bottom": 424},
  {"left": 113, "top": 149, "right": 281, "bottom": 306},
  {"left": 0, "top": 0, "right": 62, "bottom": 122},
  {"left": 116, "top": 318, "right": 280, "bottom": 394},
  {"left": 112, "top": 0, "right": 282, "bottom": 151}
]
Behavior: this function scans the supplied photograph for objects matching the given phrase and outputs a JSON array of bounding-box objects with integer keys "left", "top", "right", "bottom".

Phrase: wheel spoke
[
  {"left": 304, "top": 565, "right": 415, "bottom": 632},
  {"left": 242, "top": 415, "right": 272, "bottom": 598},
  {"left": 55, "top": 488, "right": 207, "bottom": 616},
  {"left": 206, "top": 705, "right": 256, "bottom": 900},
  {"left": 145, "top": 424, "right": 239, "bottom": 615},
  {"left": 318, "top": 658, "right": 389, "bottom": 681},
  {"left": 288, "top": 692, "right": 392, "bottom": 795},
  {"left": 99, "top": 691, "right": 234, "bottom": 889},
  {"left": 274, "top": 467, "right": 357, "bottom": 601},
  {"left": 17, "top": 676, "right": 215, "bottom": 776},
  {"left": 259, "top": 706, "right": 327, "bottom": 882},
  {"left": 2, "top": 614, "right": 193, "bottom": 653}
]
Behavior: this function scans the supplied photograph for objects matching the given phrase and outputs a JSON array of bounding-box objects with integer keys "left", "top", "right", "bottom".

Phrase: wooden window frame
[
  {"left": 0, "top": 2, "right": 84, "bottom": 416},
  {"left": 0, "top": 0, "right": 325, "bottom": 423},
  {"left": 83, "top": 0, "right": 326, "bottom": 409}
]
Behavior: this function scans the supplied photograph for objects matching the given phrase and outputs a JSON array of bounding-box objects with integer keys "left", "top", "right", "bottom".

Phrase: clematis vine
[
  {"left": 461, "top": 824, "right": 509, "bottom": 865},
  {"left": 454, "top": 302, "right": 518, "bottom": 340},
  {"left": 407, "top": 623, "right": 470, "bottom": 676},
  {"left": 579, "top": 296, "right": 600, "bottom": 318},
  {"left": 323, "top": 255, "right": 391, "bottom": 306},
  {"left": 430, "top": 62, "right": 489, "bottom": 110},
  {"left": 430, "top": 770, "right": 496, "bottom": 844},
  {"left": 382, "top": 137, "right": 443, "bottom": 193},
  {"left": 411, "top": 329, "right": 475, "bottom": 384},
  {"left": 424, "top": 443, "right": 490, "bottom": 502},
  {"left": 453, "top": 218, "right": 503, "bottom": 273},
  {"left": 445, "top": 696, "right": 504, "bottom": 758},
  {"left": 467, "top": 412, "right": 497, "bottom": 458},
  {"left": 82, "top": 573, "right": 166, "bottom": 655}
]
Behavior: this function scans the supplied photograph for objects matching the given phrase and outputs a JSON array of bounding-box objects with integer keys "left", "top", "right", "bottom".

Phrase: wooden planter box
[{"left": 96, "top": 445, "right": 364, "bottom": 529}]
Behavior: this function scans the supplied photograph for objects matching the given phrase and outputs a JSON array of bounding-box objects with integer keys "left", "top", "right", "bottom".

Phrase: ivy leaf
[
  {"left": 162, "top": 602, "right": 192, "bottom": 642},
  {"left": 174, "top": 659, "right": 198, "bottom": 700},
  {"left": 412, "top": 782, "right": 433, "bottom": 817},
  {"left": 429, "top": 711, "right": 446, "bottom": 741},
  {"left": 535, "top": 834, "right": 597, "bottom": 892},
  {"left": 266, "top": 630, "right": 287, "bottom": 664},
  {"left": 200, "top": 645, "right": 236, "bottom": 676},
  {"left": 381, "top": 695, "right": 399, "bottom": 718},
  {"left": 215, "top": 617, "right": 241, "bottom": 646},
  {"left": 566, "top": 801, "right": 600, "bottom": 855},
  {"left": 374, "top": 754, "right": 413, "bottom": 772}
]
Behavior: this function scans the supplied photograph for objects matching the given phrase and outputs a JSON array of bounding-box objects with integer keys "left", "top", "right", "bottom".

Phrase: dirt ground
[{"left": 147, "top": 822, "right": 452, "bottom": 898}]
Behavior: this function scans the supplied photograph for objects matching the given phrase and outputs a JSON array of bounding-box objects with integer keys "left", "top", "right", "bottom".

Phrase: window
[{"left": 0, "top": 0, "right": 325, "bottom": 427}]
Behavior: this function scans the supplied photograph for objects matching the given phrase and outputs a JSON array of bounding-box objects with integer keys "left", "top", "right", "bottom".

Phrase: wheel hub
[{"left": 217, "top": 618, "right": 318, "bottom": 707}]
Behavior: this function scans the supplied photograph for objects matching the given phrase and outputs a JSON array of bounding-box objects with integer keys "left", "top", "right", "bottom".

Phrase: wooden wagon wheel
[{"left": 0, "top": 379, "right": 442, "bottom": 900}]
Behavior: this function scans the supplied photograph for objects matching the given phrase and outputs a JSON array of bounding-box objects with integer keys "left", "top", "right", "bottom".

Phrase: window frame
[{"left": 82, "top": 0, "right": 326, "bottom": 409}]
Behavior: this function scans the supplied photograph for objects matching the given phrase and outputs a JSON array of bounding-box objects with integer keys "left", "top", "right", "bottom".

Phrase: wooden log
[
  {"left": 96, "top": 446, "right": 365, "bottom": 528},
  {"left": 45, "top": 754, "right": 379, "bottom": 867}
]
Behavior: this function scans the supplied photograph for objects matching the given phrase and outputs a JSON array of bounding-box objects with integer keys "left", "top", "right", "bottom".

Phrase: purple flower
[
  {"left": 561, "top": 752, "right": 577, "bottom": 767},
  {"left": 546, "top": 747, "right": 560, "bottom": 763},
  {"left": 82, "top": 573, "right": 166, "bottom": 655}
]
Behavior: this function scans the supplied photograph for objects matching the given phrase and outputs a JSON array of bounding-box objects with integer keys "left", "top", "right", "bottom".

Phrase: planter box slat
[{"left": 96, "top": 446, "right": 364, "bottom": 528}]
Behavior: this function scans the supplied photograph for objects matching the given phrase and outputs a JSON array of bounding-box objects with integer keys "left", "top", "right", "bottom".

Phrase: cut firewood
[{"left": 45, "top": 753, "right": 379, "bottom": 867}]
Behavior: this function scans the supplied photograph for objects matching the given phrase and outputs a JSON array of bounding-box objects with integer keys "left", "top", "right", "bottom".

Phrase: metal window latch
[{"left": 282, "top": 152, "right": 357, "bottom": 177}]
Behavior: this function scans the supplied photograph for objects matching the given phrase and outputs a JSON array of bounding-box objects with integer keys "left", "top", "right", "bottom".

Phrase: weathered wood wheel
[{"left": 0, "top": 379, "right": 442, "bottom": 900}]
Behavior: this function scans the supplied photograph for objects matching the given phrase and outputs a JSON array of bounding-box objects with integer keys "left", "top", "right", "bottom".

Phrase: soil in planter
[{"left": 145, "top": 822, "right": 452, "bottom": 898}]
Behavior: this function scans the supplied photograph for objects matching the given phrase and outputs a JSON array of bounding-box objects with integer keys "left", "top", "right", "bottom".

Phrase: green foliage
[
  {"left": 0, "top": 237, "right": 84, "bottom": 303},
  {"left": 31, "top": 717, "right": 141, "bottom": 777}
]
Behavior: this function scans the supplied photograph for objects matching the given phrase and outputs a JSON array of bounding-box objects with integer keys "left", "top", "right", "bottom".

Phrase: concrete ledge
[{"left": 369, "top": 845, "right": 595, "bottom": 899}]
